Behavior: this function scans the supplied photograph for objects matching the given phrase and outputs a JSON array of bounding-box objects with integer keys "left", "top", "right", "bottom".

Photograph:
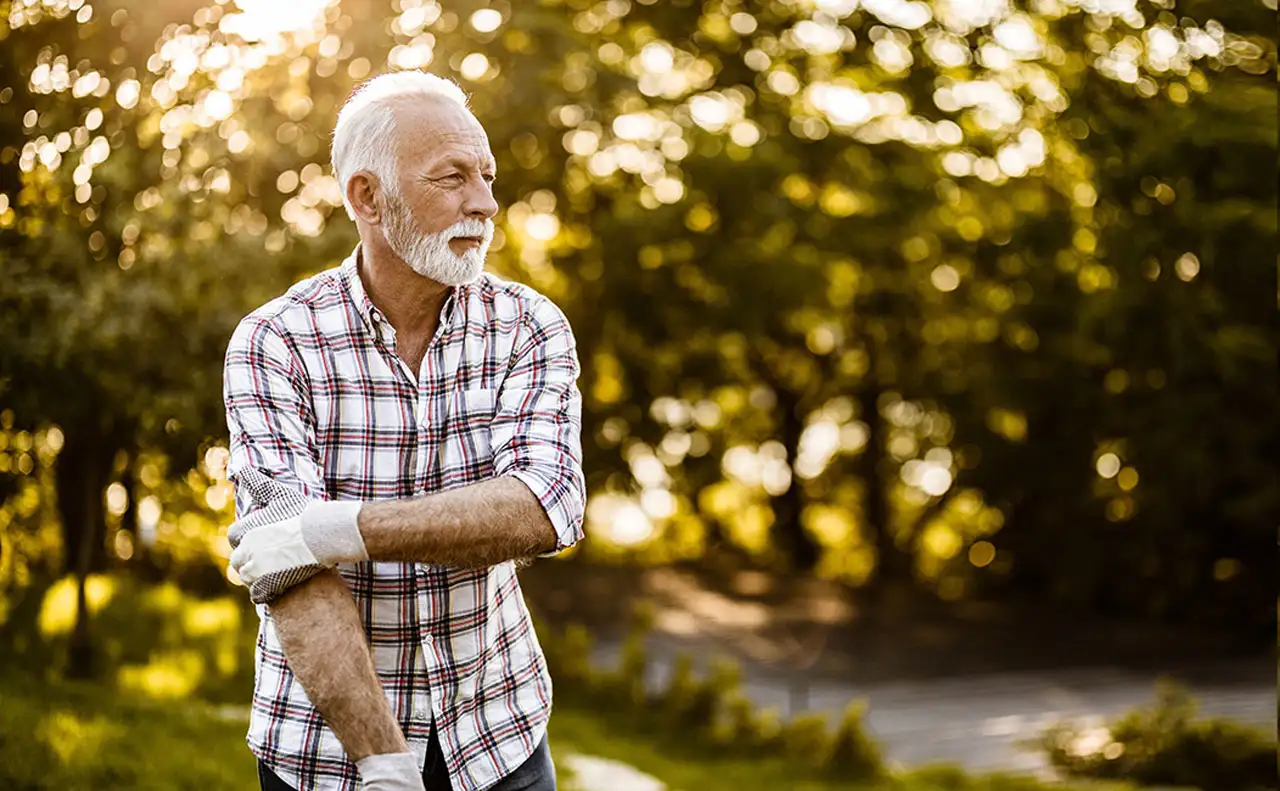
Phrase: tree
[
  {"left": 1, "top": 0, "right": 349, "bottom": 673},
  {"left": 2, "top": 0, "right": 1272, "bottom": 645}
]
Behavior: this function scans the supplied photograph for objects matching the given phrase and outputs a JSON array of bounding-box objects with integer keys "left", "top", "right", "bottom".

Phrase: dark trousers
[{"left": 258, "top": 729, "right": 555, "bottom": 791}]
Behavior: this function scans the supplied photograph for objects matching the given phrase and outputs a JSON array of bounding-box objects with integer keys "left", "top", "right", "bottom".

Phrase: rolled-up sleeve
[
  {"left": 224, "top": 316, "right": 327, "bottom": 604},
  {"left": 490, "top": 296, "right": 586, "bottom": 555}
]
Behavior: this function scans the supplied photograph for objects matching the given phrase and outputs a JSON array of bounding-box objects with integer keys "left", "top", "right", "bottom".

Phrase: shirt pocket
[{"left": 439, "top": 387, "right": 498, "bottom": 487}]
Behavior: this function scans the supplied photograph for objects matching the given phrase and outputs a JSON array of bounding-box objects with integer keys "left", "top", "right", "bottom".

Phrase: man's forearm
[
  {"left": 358, "top": 475, "right": 558, "bottom": 567},
  {"left": 269, "top": 570, "right": 407, "bottom": 761}
]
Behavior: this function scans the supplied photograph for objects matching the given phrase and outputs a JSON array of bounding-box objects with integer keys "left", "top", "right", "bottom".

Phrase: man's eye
[
  {"left": 482, "top": 173, "right": 496, "bottom": 184},
  {"left": 436, "top": 173, "right": 464, "bottom": 184}
]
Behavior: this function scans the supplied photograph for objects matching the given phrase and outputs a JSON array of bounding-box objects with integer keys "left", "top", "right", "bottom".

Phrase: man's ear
[{"left": 347, "top": 172, "right": 382, "bottom": 225}]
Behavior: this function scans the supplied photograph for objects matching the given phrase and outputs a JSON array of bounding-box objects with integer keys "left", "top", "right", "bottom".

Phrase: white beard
[{"left": 383, "top": 197, "right": 492, "bottom": 286}]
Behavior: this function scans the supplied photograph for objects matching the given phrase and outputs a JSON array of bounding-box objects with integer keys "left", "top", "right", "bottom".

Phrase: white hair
[{"left": 331, "top": 70, "right": 471, "bottom": 220}]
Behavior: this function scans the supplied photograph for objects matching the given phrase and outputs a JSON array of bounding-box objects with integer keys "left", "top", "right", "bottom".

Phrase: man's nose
[{"left": 464, "top": 178, "right": 498, "bottom": 221}]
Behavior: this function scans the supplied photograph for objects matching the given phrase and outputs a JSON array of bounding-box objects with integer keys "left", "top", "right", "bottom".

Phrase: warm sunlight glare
[
  {"left": 223, "top": 0, "right": 334, "bottom": 42},
  {"left": 1096, "top": 453, "right": 1121, "bottom": 479}
]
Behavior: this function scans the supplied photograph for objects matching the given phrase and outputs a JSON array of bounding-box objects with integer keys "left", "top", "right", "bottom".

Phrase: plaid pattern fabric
[{"left": 223, "top": 247, "right": 585, "bottom": 791}]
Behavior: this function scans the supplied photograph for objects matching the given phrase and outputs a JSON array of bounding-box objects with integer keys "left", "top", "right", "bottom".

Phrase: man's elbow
[
  {"left": 564, "top": 488, "right": 586, "bottom": 550},
  {"left": 552, "top": 467, "right": 586, "bottom": 551},
  {"left": 511, "top": 466, "right": 584, "bottom": 558}
]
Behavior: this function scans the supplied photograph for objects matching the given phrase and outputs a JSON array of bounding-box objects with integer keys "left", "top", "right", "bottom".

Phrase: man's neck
[{"left": 358, "top": 240, "right": 450, "bottom": 341}]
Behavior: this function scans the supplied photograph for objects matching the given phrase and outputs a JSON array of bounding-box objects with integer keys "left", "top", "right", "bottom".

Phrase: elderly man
[{"left": 223, "top": 70, "right": 584, "bottom": 791}]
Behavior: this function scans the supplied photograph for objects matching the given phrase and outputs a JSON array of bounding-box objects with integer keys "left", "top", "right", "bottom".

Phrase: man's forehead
[
  {"left": 390, "top": 97, "right": 494, "bottom": 166},
  {"left": 413, "top": 133, "right": 496, "bottom": 171},
  {"left": 389, "top": 95, "right": 480, "bottom": 134}
]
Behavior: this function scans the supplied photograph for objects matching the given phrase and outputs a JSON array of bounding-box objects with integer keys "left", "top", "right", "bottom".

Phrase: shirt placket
[
  {"left": 420, "top": 297, "right": 461, "bottom": 733},
  {"left": 367, "top": 308, "right": 417, "bottom": 386},
  {"left": 366, "top": 305, "right": 443, "bottom": 738}
]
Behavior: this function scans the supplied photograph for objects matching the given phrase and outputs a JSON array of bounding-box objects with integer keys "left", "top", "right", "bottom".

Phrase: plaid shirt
[{"left": 223, "top": 247, "right": 585, "bottom": 791}]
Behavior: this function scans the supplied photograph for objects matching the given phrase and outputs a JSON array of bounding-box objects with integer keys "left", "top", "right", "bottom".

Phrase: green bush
[
  {"left": 535, "top": 607, "right": 891, "bottom": 781},
  {"left": 541, "top": 619, "right": 593, "bottom": 689},
  {"left": 712, "top": 690, "right": 780, "bottom": 750},
  {"left": 782, "top": 712, "right": 833, "bottom": 764},
  {"left": 909, "top": 765, "right": 970, "bottom": 790},
  {"left": 560, "top": 623, "right": 595, "bottom": 682},
  {"left": 658, "top": 652, "right": 700, "bottom": 723},
  {"left": 656, "top": 652, "right": 744, "bottom": 738},
  {"left": 827, "top": 701, "right": 885, "bottom": 780},
  {"left": 1039, "top": 680, "right": 1277, "bottom": 791},
  {"left": 594, "top": 624, "right": 651, "bottom": 709}
]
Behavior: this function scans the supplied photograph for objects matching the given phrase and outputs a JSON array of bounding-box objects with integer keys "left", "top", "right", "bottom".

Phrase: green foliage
[
  {"left": 783, "top": 713, "right": 835, "bottom": 764},
  {"left": 0, "top": 669, "right": 1118, "bottom": 791},
  {"left": 1039, "top": 681, "right": 1277, "bottom": 791},
  {"left": 910, "top": 765, "right": 971, "bottom": 790},
  {"left": 0, "top": 675, "right": 257, "bottom": 791},
  {"left": 827, "top": 701, "right": 885, "bottom": 780},
  {"left": 1, "top": 573, "right": 257, "bottom": 702},
  {"left": 0, "top": 588, "right": 1169, "bottom": 791},
  {"left": 546, "top": 621, "right": 594, "bottom": 687},
  {"left": 658, "top": 651, "right": 700, "bottom": 722},
  {"left": 603, "top": 622, "right": 652, "bottom": 709},
  {"left": 544, "top": 613, "right": 1272, "bottom": 788},
  {"left": 1, "top": 0, "right": 1276, "bottom": 651},
  {"left": 540, "top": 609, "right": 892, "bottom": 782},
  {"left": 663, "top": 653, "right": 725, "bottom": 731}
]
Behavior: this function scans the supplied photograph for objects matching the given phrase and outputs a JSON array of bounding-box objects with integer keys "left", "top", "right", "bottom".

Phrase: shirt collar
[
  {"left": 339, "top": 244, "right": 462, "bottom": 337},
  {"left": 340, "top": 246, "right": 381, "bottom": 335}
]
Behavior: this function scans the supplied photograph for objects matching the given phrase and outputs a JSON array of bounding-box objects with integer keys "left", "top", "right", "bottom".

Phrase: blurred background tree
[{"left": 0, "top": 0, "right": 1273, "bottom": 679}]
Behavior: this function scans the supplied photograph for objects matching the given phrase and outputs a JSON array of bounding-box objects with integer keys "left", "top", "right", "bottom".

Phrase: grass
[
  {"left": 0, "top": 673, "right": 259, "bottom": 791},
  {"left": 0, "top": 670, "right": 1134, "bottom": 791}
]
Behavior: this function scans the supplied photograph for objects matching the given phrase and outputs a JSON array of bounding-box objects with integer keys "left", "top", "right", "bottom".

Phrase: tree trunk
[
  {"left": 772, "top": 388, "right": 820, "bottom": 572},
  {"left": 118, "top": 456, "right": 144, "bottom": 567},
  {"left": 858, "top": 384, "right": 911, "bottom": 596},
  {"left": 54, "top": 428, "right": 110, "bottom": 679}
]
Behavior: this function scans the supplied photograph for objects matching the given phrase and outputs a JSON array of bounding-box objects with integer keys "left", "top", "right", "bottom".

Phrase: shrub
[
  {"left": 1040, "top": 680, "right": 1277, "bottom": 791},
  {"left": 661, "top": 654, "right": 740, "bottom": 739},
  {"left": 909, "top": 764, "right": 970, "bottom": 789},
  {"left": 554, "top": 622, "right": 594, "bottom": 686},
  {"left": 781, "top": 712, "right": 832, "bottom": 766},
  {"left": 711, "top": 690, "right": 775, "bottom": 750},
  {"left": 826, "top": 700, "right": 885, "bottom": 780},
  {"left": 595, "top": 622, "right": 651, "bottom": 709},
  {"left": 535, "top": 607, "right": 891, "bottom": 780},
  {"left": 657, "top": 652, "right": 699, "bottom": 723}
]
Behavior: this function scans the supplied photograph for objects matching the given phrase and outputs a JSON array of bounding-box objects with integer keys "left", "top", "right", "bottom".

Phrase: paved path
[
  {"left": 561, "top": 754, "right": 666, "bottom": 791},
  {"left": 592, "top": 641, "right": 1275, "bottom": 779},
  {"left": 744, "top": 665, "right": 1273, "bottom": 776}
]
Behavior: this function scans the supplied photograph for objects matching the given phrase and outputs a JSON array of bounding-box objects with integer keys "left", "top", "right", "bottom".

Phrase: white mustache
[{"left": 440, "top": 218, "right": 493, "bottom": 243}]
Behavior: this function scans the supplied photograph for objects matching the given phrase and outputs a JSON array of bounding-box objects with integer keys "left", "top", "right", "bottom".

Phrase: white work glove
[
  {"left": 357, "top": 752, "right": 426, "bottom": 791},
  {"left": 229, "top": 500, "right": 368, "bottom": 585}
]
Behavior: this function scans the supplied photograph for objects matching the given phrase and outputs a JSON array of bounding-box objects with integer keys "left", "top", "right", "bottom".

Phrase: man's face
[{"left": 381, "top": 96, "right": 498, "bottom": 285}]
